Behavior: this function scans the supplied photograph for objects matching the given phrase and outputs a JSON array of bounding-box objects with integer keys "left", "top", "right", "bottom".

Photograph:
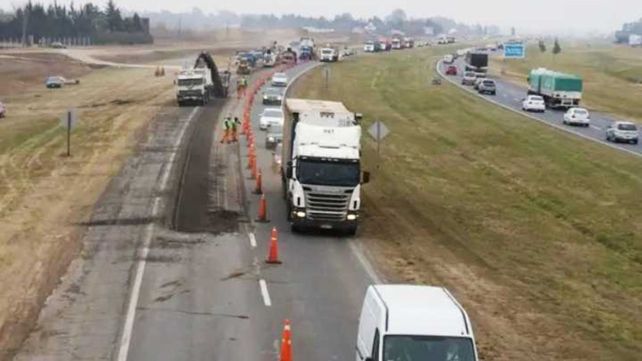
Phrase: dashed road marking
[
  {"left": 590, "top": 125, "right": 602, "bottom": 131},
  {"left": 259, "top": 279, "right": 272, "bottom": 307},
  {"left": 249, "top": 233, "right": 257, "bottom": 248},
  {"left": 117, "top": 106, "right": 200, "bottom": 361}
]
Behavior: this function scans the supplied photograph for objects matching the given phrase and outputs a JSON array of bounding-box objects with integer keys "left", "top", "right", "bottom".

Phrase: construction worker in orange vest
[{"left": 220, "top": 116, "right": 232, "bottom": 144}]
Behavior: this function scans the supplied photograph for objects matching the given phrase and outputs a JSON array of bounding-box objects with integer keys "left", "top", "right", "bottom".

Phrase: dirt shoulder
[
  {"left": 291, "top": 49, "right": 642, "bottom": 361},
  {"left": 0, "top": 53, "right": 96, "bottom": 97},
  {"left": 0, "top": 54, "right": 175, "bottom": 359}
]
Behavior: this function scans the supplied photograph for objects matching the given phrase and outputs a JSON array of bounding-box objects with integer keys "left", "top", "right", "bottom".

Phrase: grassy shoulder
[
  {"left": 291, "top": 49, "right": 642, "bottom": 360},
  {"left": 0, "top": 60, "right": 175, "bottom": 355},
  {"left": 489, "top": 43, "right": 642, "bottom": 121}
]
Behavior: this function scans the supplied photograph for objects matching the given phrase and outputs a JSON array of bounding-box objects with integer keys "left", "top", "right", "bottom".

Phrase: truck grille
[
  {"left": 180, "top": 90, "right": 202, "bottom": 97},
  {"left": 304, "top": 189, "right": 351, "bottom": 222}
]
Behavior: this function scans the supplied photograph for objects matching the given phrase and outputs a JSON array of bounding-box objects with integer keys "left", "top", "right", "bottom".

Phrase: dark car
[
  {"left": 477, "top": 79, "right": 496, "bottom": 95},
  {"left": 265, "top": 124, "right": 283, "bottom": 149},
  {"left": 445, "top": 65, "right": 458, "bottom": 76},
  {"left": 45, "top": 76, "right": 65, "bottom": 89},
  {"left": 262, "top": 88, "right": 283, "bottom": 105}
]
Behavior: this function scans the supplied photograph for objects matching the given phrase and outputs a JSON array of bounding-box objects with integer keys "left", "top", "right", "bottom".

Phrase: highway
[
  {"left": 126, "top": 61, "right": 378, "bottom": 361},
  {"left": 15, "top": 60, "right": 378, "bottom": 360},
  {"left": 438, "top": 58, "right": 642, "bottom": 157}
]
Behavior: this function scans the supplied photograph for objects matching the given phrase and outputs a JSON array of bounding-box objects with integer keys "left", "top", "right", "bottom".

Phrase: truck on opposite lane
[
  {"left": 527, "top": 68, "right": 583, "bottom": 109},
  {"left": 281, "top": 99, "right": 369, "bottom": 235},
  {"left": 464, "top": 52, "right": 488, "bottom": 74}
]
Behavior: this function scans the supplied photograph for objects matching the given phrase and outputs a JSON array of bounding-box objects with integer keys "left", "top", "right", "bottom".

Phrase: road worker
[
  {"left": 230, "top": 116, "right": 241, "bottom": 143},
  {"left": 220, "top": 115, "right": 232, "bottom": 144}
]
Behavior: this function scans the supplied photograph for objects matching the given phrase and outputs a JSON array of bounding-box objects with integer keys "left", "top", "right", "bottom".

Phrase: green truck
[{"left": 527, "top": 68, "right": 583, "bottom": 109}]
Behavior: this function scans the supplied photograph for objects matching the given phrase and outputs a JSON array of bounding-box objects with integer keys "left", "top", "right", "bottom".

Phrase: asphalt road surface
[
  {"left": 15, "top": 61, "right": 379, "bottom": 361},
  {"left": 438, "top": 58, "right": 642, "bottom": 158}
]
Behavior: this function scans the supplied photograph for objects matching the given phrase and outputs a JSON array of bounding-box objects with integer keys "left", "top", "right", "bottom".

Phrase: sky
[{"left": 1, "top": 0, "right": 639, "bottom": 35}]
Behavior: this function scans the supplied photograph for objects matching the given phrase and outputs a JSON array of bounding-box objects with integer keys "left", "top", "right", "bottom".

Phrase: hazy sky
[{"left": 1, "top": 0, "right": 639, "bottom": 34}]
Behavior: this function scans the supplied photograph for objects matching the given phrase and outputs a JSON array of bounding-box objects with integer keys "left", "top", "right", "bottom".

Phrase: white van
[{"left": 356, "top": 285, "right": 478, "bottom": 361}]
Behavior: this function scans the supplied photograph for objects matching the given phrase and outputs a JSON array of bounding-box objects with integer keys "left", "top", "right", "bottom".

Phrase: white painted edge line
[
  {"left": 117, "top": 106, "right": 201, "bottom": 361},
  {"left": 249, "top": 232, "right": 257, "bottom": 248},
  {"left": 349, "top": 241, "right": 383, "bottom": 284},
  {"left": 436, "top": 61, "right": 642, "bottom": 159},
  {"left": 590, "top": 125, "right": 602, "bottom": 131},
  {"left": 259, "top": 279, "right": 272, "bottom": 306}
]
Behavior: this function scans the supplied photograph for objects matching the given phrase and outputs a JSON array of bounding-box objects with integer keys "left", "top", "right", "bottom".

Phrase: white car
[
  {"left": 443, "top": 54, "right": 454, "bottom": 64},
  {"left": 259, "top": 108, "right": 284, "bottom": 130},
  {"left": 522, "top": 95, "right": 546, "bottom": 112},
  {"left": 563, "top": 107, "right": 590, "bottom": 126},
  {"left": 606, "top": 121, "right": 639, "bottom": 144},
  {"left": 271, "top": 72, "right": 288, "bottom": 87}
]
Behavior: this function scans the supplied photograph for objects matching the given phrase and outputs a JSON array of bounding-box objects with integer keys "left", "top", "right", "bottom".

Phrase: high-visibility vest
[{"left": 223, "top": 118, "right": 232, "bottom": 129}]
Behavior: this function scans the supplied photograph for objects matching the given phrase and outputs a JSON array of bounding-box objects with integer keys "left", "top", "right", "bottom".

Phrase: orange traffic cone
[
  {"left": 267, "top": 227, "right": 281, "bottom": 264},
  {"left": 247, "top": 154, "right": 254, "bottom": 171},
  {"left": 251, "top": 158, "right": 258, "bottom": 180},
  {"left": 256, "top": 194, "right": 269, "bottom": 222},
  {"left": 254, "top": 170, "right": 263, "bottom": 194},
  {"left": 280, "top": 319, "right": 292, "bottom": 361}
]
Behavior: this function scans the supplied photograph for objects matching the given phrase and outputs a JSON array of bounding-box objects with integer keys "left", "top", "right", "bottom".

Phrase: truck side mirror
[
  {"left": 362, "top": 171, "right": 371, "bottom": 184},
  {"left": 354, "top": 113, "right": 363, "bottom": 124},
  {"left": 286, "top": 162, "right": 293, "bottom": 178}
]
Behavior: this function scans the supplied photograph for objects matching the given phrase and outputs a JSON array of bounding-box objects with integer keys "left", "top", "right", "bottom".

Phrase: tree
[
  {"left": 385, "top": 9, "right": 407, "bottom": 30},
  {"left": 105, "top": 0, "right": 122, "bottom": 32},
  {"left": 538, "top": 39, "right": 546, "bottom": 52},
  {"left": 552, "top": 38, "right": 561, "bottom": 55}
]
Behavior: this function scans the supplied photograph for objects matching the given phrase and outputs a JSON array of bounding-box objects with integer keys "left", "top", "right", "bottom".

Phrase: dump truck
[
  {"left": 281, "top": 99, "right": 369, "bottom": 235},
  {"left": 299, "top": 37, "right": 316, "bottom": 60},
  {"left": 527, "top": 68, "right": 583, "bottom": 109},
  {"left": 464, "top": 52, "right": 488, "bottom": 73},
  {"left": 176, "top": 52, "right": 229, "bottom": 106}
]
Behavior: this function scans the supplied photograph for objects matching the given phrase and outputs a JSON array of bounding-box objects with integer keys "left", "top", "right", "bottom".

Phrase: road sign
[
  {"left": 503, "top": 42, "right": 525, "bottom": 59},
  {"left": 368, "top": 121, "right": 389, "bottom": 141}
]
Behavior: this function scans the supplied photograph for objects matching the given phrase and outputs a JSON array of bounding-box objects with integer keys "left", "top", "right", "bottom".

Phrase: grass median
[{"left": 291, "top": 49, "right": 642, "bottom": 361}]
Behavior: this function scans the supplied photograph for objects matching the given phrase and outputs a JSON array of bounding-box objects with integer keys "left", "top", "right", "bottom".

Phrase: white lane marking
[
  {"left": 590, "top": 125, "right": 602, "bottom": 131},
  {"left": 349, "top": 241, "right": 383, "bottom": 284},
  {"left": 117, "top": 106, "right": 200, "bottom": 361},
  {"left": 259, "top": 279, "right": 272, "bottom": 306},
  {"left": 249, "top": 233, "right": 257, "bottom": 248}
]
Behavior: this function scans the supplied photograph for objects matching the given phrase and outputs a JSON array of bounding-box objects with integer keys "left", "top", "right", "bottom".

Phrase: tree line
[{"left": 0, "top": 0, "right": 149, "bottom": 43}]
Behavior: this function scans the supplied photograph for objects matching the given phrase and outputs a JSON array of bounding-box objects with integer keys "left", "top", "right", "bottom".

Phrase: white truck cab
[
  {"left": 356, "top": 285, "right": 478, "bottom": 361},
  {"left": 176, "top": 68, "right": 211, "bottom": 106},
  {"left": 320, "top": 47, "right": 339, "bottom": 62}
]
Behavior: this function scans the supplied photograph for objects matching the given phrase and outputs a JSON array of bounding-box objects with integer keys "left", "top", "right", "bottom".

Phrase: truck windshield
[
  {"left": 383, "top": 335, "right": 476, "bottom": 361},
  {"left": 297, "top": 159, "right": 360, "bottom": 187},
  {"left": 178, "top": 78, "right": 203, "bottom": 86}
]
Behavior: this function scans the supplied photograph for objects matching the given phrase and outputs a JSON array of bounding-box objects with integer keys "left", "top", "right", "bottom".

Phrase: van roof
[{"left": 373, "top": 285, "right": 472, "bottom": 338}]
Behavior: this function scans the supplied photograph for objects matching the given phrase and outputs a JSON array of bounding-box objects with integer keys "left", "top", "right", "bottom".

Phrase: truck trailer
[
  {"left": 527, "top": 68, "right": 583, "bottom": 109},
  {"left": 281, "top": 99, "right": 369, "bottom": 235},
  {"left": 464, "top": 52, "right": 488, "bottom": 73}
]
